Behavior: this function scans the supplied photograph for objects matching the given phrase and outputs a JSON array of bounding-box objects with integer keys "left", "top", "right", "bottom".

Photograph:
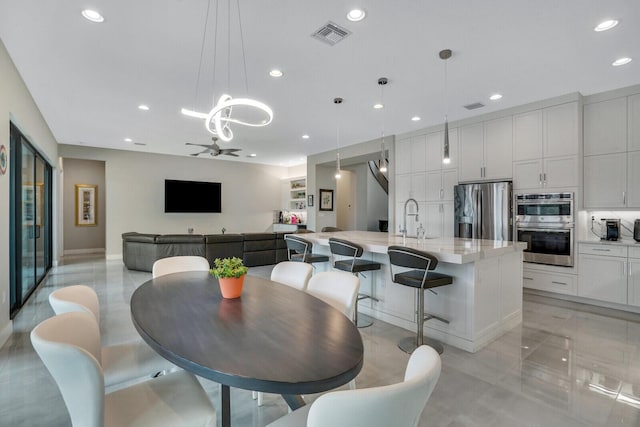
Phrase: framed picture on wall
[
  {"left": 76, "top": 184, "right": 98, "bottom": 226},
  {"left": 319, "top": 189, "right": 334, "bottom": 211}
]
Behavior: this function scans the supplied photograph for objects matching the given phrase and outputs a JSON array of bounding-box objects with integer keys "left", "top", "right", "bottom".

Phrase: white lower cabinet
[
  {"left": 628, "top": 247, "right": 640, "bottom": 307},
  {"left": 578, "top": 243, "right": 629, "bottom": 305},
  {"left": 522, "top": 269, "right": 577, "bottom": 296}
]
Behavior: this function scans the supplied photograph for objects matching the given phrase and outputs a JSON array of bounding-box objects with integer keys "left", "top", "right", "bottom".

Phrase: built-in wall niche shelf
[{"left": 287, "top": 177, "right": 307, "bottom": 210}]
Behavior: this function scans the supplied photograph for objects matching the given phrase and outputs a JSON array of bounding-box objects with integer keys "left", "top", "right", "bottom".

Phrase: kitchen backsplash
[{"left": 580, "top": 210, "right": 640, "bottom": 240}]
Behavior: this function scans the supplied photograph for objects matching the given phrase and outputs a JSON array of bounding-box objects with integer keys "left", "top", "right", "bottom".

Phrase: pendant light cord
[
  {"left": 237, "top": 0, "right": 250, "bottom": 94},
  {"left": 194, "top": 0, "right": 213, "bottom": 106}
]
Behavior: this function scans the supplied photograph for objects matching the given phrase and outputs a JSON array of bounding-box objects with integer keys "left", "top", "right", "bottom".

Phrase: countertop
[
  {"left": 305, "top": 231, "right": 526, "bottom": 264},
  {"left": 578, "top": 239, "right": 640, "bottom": 247}
]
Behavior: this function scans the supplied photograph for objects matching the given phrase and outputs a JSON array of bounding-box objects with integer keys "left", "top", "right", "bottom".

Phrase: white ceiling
[{"left": 1, "top": 0, "right": 639, "bottom": 166}]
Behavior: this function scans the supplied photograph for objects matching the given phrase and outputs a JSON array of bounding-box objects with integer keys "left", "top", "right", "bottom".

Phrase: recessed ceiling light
[
  {"left": 612, "top": 57, "right": 632, "bottom": 66},
  {"left": 411, "top": 116, "right": 421, "bottom": 121},
  {"left": 81, "top": 9, "right": 104, "bottom": 23},
  {"left": 302, "top": 134, "right": 310, "bottom": 139},
  {"left": 249, "top": 153, "right": 257, "bottom": 157},
  {"left": 561, "top": 357, "right": 568, "bottom": 362},
  {"left": 489, "top": 93, "right": 503, "bottom": 101},
  {"left": 269, "top": 69, "right": 283, "bottom": 77},
  {"left": 594, "top": 19, "right": 619, "bottom": 32},
  {"left": 138, "top": 104, "right": 150, "bottom": 111},
  {"left": 124, "top": 138, "right": 132, "bottom": 142},
  {"left": 373, "top": 103, "right": 384, "bottom": 109},
  {"left": 346, "top": 9, "right": 366, "bottom": 22}
]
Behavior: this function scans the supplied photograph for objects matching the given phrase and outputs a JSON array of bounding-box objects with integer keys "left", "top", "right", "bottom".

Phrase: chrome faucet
[{"left": 402, "top": 198, "right": 419, "bottom": 245}]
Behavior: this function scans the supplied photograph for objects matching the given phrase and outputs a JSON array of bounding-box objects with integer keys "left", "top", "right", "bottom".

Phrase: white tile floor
[{"left": 2, "top": 255, "right": 640, "bottom": 426}]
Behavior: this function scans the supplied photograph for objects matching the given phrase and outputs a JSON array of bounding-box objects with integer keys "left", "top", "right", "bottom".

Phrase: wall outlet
[{"left": 187, "top": 227, "right": 194, "bottom": 234}]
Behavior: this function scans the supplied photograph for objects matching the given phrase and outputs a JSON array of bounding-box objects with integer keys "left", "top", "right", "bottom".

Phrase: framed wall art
[
  {"left": 319, "top": 189, "right": 334, "bottom": 211},
  {"left": 75, "top": 184, "right": 98, "bottom": 226}
]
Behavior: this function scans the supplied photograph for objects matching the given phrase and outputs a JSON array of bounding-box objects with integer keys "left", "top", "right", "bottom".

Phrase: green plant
[{"left": 210, "top": 257, "right": 248, "bottom": 279}]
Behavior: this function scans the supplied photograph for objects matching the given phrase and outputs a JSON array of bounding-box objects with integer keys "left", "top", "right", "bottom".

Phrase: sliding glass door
[{"left": 10, "top": 123, "right": 52, "bottom": 317}]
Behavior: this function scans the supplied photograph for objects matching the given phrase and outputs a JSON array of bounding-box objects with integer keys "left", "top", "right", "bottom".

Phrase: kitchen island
[{"left": 304, "top": 231, "right": 526, "bottom": 353}]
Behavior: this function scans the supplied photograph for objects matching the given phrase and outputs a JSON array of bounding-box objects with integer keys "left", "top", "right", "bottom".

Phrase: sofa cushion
[
  {"left": 122, "top": 232, "right": 158, "bottom": 243},
  {"left": 156, "top": 234, "right": 205, "bottom": 244},
  {"left": 205, "top": 234, "right": 244, "bottom": 244}
]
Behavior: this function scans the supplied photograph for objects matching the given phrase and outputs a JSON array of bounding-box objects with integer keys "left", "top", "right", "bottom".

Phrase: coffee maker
[
  {"left": 605, "top": 219, "right": 620, "bottom": 241},
  {"left": 634, "top": 219, "right": 640, "bottom": 242}
]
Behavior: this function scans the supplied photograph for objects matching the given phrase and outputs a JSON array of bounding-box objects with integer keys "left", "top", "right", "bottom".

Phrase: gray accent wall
[{"left": 62, "top": 158, "right": 106, "bottom": 253}]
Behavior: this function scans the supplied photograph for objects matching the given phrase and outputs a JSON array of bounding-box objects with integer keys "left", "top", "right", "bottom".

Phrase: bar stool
[
  {"left": 328, "top": 237, "right": 381, "bottom": 327},
  {"left": 387, "top": 246, "right": 453, "bottom": 355},
  {"left": 284, "top": 234, "right": 329, "bottom": 266},
  {"left": 321, "top": 226, "right": 343, "bottom": 232}
]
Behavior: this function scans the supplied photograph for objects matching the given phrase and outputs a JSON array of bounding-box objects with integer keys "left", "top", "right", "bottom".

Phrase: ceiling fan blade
[{"left": 225, "top": 152, "right": 240, "bottom": 157}]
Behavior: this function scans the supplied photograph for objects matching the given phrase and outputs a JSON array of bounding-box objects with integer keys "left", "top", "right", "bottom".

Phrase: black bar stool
[
  {"left": 387, "top": 246, "right": 453, "bottom": 354},
  {"left": 328, "top": 237, "right": 381, "bottom": 327},
  {"left": 284, "top": 234, "right": 329, "bottom": 265},
  {"left": 321, "top": 226, "right": 342, "bottom": 232}
]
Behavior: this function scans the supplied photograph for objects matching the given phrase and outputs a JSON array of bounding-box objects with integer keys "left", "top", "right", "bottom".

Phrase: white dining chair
[
  {"left": 266, "top": 345, "right": 441, "bottom": 427},
  {"left": 31, "top": 312, "right": 217, "bottom": 427},
  {"left": 152, "top": 255, "right": 210, "bottom": 279},
  {"left": 49, "top": 285, "right": 174, "bottom": 390},
  {"left": 271, "top": 261, "right": 313, "bottom": 291},
  {"left": 305, "top": 271, "right": 360, "bottom": 321}
]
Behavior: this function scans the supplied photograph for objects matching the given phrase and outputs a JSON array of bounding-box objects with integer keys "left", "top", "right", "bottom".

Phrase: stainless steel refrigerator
[{"left": 454, "top": 181, "right": 513, "bottom": 241}]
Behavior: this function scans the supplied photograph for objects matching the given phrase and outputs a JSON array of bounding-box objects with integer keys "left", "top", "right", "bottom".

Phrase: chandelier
[{"left": 181, "top": 0, "right": 273, "bottom": 142}]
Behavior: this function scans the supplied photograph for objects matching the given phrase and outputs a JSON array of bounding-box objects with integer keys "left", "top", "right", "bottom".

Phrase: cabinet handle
[
  {"left": 543, "top": 173, "right": 547, "bottom": 185},
  {"left": 623, "top": 191, "right": 626, "bottom": 205},
  {"left": 592, "top": 248, "right": 611, "bottom": 252},
  {"left": 539, "top": 173, "right": 542, "bottom": 186},
  {"left": 551, "top": 281, "right": 567, "bottom": 286},
  {"left": 440, "top": 188, "right": 444, "bottom": 200},
  {"left": 623, "top": 262, "right": 627, "bottom": 277},
  {"left": 523, "top": 276, "right": 534, "bottom": 281}
]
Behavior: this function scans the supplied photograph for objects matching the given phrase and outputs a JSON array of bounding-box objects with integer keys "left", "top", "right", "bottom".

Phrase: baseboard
[
  {"left": 106, "top": 253, "right": 123, "bottom": 261},
  {"left": 0, "top": 320, "right": 12, "bottom": 349},
  {"left": 63, "top": 248, "right": 105, "bottom": 255}
]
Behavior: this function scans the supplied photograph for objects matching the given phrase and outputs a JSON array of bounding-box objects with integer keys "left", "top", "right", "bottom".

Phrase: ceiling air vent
[
  {"left": 311, "top": 22, "right": 351, "bottom": 46},
  {"left": 464, "top": 102, "right": 485, "bottom": 110}
]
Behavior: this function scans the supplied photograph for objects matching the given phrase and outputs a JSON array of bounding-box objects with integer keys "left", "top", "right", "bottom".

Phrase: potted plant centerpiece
[{"left": 210, "top": 257, "right": 248, "bottom": 299}]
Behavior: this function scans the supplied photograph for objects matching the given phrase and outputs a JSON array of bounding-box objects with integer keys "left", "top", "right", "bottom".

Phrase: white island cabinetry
[{"left": 305, "top": 231, "right": 525, "bottom": 353}]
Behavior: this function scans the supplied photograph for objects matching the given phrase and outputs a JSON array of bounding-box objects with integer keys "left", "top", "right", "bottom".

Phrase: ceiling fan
[{"left": 186, "top": 137, "right": 242, "bottom": 157}]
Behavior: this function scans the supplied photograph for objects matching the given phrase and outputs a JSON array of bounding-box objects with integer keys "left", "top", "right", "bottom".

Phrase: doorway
[{"left": 9, "top": 123, "right": 53, "bottom": 317}]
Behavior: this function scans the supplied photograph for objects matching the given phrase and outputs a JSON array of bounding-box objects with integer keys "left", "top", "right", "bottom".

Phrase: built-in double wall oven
[{"left": 515, "top": 192, "right": 574, "bottom": 267}]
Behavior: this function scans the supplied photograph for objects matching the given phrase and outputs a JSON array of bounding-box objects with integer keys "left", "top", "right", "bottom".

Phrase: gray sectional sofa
[{"left": 122, "top": 232, "right": 289, "bottom": 272}]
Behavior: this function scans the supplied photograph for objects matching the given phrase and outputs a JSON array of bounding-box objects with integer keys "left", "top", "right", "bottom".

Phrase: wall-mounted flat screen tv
[{"left": 165, "top": 179, "right": 221, "bottom": 213}]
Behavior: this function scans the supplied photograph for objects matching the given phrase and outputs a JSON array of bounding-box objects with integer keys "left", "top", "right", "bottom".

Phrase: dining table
[{"left": 130, "top": 271, "right": 364, "bottom": 427}]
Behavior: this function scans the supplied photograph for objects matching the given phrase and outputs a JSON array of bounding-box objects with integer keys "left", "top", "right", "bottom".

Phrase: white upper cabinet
[
  {"left": 410, "top": 173, "right": 427, "bottom": 202},
  {"left": 543, "top": 102, "right": 579, "bottom": 157},
  {"left": 584, "top": 97, "right": 627, "bottom": 155},
  {"left": 628, "top": 151, "right": 640, "bottom": 207},
  {"left": 584, "top": 153, "right": 627, "bottom": 208},
  {"left": 484, "top": 116, "right": 513, "bottom": 180},
  {"left": 426, "top": 169, "right": 458, "bottom": 201},
  {"left": 630, "top": 94, "right": 640, "bottom": 152},
  {"left": 459, "top": 117, "right": 513, "bottom": 182},
  {"left": 395, "top": 138, "right": 411, "bottom": 174},
  {"left": 459, "top": 123, "right": 484, "bottom": 182},
  {"left": 544, "top": 156, "right": 579, "bottom": 189},
  {"left": 425, "top": 128, "right": 458, "bottom": 171},
  {"left": 395, "top": 174, "right": 411, "bottom": 202},
  {"left": 411, "top": 135, "right": 427, "bottom": 173},
  {"left": 514, "top": 110, "right": 543, "bottom": 161}
]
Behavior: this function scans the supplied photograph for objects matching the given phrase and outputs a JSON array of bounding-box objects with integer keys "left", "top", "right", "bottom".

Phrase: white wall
[
  {"left": 366, "top": 168, "right": 388, "bottom": 231},
  {"left": 307, "top": 136, "right": 396, "bottom": 232},
  {"left": 58, "top": 144, "right": 287, "bottom": 258},
  {"left": 336, "top": 169, "right": 355, "bottom": 230},
  {"left": 0, "top": 39, "right": 58, "bottom": 346}
]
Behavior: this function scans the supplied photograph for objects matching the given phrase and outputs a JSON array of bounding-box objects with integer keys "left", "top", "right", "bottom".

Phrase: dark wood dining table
[{"left": 130, "top": 271, "right": 364, "bottom": 427}]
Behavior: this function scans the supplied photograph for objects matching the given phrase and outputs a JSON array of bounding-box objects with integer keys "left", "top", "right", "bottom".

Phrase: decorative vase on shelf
[{"left": 210, "top": 257, "right": 249, "bottom": 299}]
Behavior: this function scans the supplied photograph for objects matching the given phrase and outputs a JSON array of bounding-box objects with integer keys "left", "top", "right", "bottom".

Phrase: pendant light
[
  {"left": 439, "top": 49, "right": 452, "bottom": 164},
  {"left": 334, "top": 97, "right": 343, "bottom": 179},
  {"left": 377, "top": 77, "right": 388, "bottom": 173}
]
